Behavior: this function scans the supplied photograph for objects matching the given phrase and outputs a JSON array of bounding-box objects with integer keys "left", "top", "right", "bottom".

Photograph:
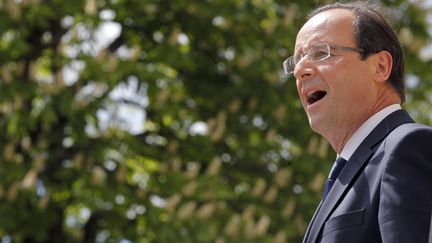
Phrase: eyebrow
[{"left": 294, "top": 41, "right": 327, "bottom": 54}]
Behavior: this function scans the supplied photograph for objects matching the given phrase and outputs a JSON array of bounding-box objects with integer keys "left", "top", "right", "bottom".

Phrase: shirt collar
[{"left": 339, "top": 104, "right": 402, "bottom": 160}]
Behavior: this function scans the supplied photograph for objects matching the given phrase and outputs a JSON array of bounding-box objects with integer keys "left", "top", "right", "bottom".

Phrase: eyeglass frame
[{"left": 283, "top": 43, "right": 365, "bottom": 75}]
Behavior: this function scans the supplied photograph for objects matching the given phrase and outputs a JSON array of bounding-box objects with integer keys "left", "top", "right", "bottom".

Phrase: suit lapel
[
  {"left": 305, "top": 110, "right": 414, "bottom": 243},
  {"left": 302, "top": 199, "right": 323, "bottom": 243}
]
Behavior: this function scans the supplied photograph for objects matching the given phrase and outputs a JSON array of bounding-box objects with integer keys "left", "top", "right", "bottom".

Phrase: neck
[{"left": 327, "top": 99, "right": 401, "bottom": 154}]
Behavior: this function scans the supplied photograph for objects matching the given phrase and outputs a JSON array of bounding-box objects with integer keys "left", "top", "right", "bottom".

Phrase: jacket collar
[{"left": 303, "top": 109, "right": 414, "bottom": 243}]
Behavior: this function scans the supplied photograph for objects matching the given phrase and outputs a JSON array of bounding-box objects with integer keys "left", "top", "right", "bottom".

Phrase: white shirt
[{"left": 339, "top": 104, "right": 402, "bottom": 160}]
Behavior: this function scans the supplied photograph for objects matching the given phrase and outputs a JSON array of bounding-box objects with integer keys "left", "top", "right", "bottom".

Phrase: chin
[
  {"left": 308, "top": 117, "right": 330, "bottom": 137},
  {"left": 308, "top": 118, "right": 320, "bottom": 132}
]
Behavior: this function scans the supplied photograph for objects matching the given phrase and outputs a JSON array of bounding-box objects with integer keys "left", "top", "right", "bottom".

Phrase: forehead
[{"left": 295, "top": 9, "right": 356, "bottom": 50}]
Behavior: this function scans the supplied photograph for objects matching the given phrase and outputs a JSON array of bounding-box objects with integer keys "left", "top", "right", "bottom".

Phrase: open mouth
[{"left": 307, "top": 91, "right": 327, "bottom": 105}]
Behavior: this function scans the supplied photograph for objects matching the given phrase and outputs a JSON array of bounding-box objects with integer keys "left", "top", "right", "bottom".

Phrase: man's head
[
  {"left": 308, "top": 2, "right": 405, "bottom": 102},
  {"left": 290, "top": 2, "right": 403, "bottom": 152}
]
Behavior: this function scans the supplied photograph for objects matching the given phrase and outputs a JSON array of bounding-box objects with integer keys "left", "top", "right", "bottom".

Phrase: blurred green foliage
[{"left": 0, "top": 0, "right": 430, "bottom": 242}]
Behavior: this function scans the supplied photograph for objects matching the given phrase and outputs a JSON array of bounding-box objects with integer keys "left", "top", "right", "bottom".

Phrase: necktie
[{"left": 323, "top": 157, "right": 347, "bottom": 200}]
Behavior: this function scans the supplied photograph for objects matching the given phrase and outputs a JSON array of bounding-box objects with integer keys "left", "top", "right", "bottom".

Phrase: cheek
[
  {"left": 296, "top": 79, "right": 302, "bottom": 91},
  {"left": 296, "top": 80, "right": 303, "bottom": 99},
  {"left": 331, "top": 74, "right": 374, "bottom": 110},
  {"left": 324, "top": 60, "right": 369, "bottom": 90}
]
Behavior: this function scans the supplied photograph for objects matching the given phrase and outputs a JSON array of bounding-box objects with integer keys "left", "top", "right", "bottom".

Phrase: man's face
[{"left": 293, "top": 9, "right": 378, "bottom": 143}]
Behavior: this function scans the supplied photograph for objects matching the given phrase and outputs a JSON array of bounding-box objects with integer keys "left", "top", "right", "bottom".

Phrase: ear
[{"left": 374, "top": 50, "right": 393, "bottom": 83}]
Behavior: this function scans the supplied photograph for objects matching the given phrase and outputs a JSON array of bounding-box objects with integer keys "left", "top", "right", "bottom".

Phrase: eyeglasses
[{"left": 283, "top": 43, "right": 365, "bottom": 75}]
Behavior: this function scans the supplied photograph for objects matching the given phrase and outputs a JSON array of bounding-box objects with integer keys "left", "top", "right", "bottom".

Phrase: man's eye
[
  {"left": 294, "top": 54, "right": 304, "bottom": 63},
  {"left": 310, "top": 50, "right": 329, "bottom": 60}
]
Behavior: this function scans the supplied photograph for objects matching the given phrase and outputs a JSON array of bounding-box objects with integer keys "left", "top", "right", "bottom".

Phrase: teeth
[{"left": 308, "top": 92, "right": 318, "bottom": 100}]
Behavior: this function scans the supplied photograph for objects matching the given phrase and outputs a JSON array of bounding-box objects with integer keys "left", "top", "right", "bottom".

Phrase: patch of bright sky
[
  {"left": 94, "top": 76, "right": 148, "bottom": 135},
  {"left": 189, "top": 121, "right": 208, "bottom": 136},
  {"left": 61, "top": 10, "right": 148, "bottom": 135}
]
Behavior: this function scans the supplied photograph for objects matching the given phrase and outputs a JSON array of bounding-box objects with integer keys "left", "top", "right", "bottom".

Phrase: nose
[{"left": 293, "top": 57, "right": 316, "bottom": 81}]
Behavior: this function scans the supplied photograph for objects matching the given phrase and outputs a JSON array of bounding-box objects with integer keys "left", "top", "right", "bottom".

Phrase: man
[{"left": 283, "top": 2, "right": 432, "bottom": 243}]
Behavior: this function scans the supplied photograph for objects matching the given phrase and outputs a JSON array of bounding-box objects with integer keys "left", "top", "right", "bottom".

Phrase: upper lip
[{"left": 302, "top": 87, "right": 320, "bottom": 99}]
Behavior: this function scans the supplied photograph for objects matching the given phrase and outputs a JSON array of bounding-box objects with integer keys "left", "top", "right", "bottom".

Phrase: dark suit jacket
[{"left": 302, "top": 109, "right": 432, "bottom": 243}]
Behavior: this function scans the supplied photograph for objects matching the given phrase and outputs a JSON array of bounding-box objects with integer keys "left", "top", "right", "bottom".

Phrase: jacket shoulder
[{"left": 385, "top": 123, "right": 432, "bottom": 149}]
